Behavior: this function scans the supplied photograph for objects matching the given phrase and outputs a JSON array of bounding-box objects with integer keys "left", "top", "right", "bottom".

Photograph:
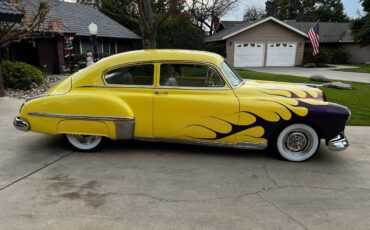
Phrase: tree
[
  {"left": 243, "top": 5, "right": 265, "bottom": 22},
  {"left": 185, "top": 0, "right": 240, "bottom": 35},
  {"left": 315, "top": 0, "right": 348, "bottom": 22},
  {"left": 265, "top": 0, "right": 277, "bottom": 17},
  {"left": 352, "top": 0, "right": 370, "bottom": 45},
  {"left": 0, "top": 1, "right": 50, "bottom": 96},
  {"left": 0, "top": 2, "right": 50, "bottom": 48},
  {"left": 271, "top": 0, "right": 348, "bottom": 22},
  {"left": 157, "top": 14, "right": 204, "bottom": 49},
  {"left": 362, "top": 0, "right": 370, "bottom": 12},
  {"left": 90, "top": 0, "right": 177, "bottom": 48}
]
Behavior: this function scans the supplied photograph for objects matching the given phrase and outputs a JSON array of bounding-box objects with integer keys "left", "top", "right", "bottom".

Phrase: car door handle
[{"left": 154, "top": 91, "right": 168, "bottom": 95}]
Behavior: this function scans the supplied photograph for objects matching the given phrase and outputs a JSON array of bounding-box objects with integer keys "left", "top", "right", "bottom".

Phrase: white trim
[
  {"left": 222, "top": 17, "right": 307, "bottom": 40},
  {"left": 79, "top": 39, "right": 82, "bottom": 54}
]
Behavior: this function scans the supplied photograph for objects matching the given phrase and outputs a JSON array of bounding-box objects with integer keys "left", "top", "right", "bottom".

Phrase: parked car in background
[{"left": 14, "top": 50, "right": 350, "bottom": 162}]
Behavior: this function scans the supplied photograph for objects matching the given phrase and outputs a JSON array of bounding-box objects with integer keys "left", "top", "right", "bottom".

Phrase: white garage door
[
  {"left": 266, "top": 42, "right": 296, "bottom": 66},
  {"left": 234, "top": 42, "right": 265, "bottom": 67}
]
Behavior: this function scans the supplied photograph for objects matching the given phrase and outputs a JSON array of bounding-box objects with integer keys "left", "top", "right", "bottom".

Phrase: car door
[
  {"left": 102, "top": 63, "right": 155, "bottom": 137},
  {"left": 153, "top": 62, "right": 239, "bottom": 144}
]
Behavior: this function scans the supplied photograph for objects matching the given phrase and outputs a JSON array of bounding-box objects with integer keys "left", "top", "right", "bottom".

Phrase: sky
[{"left": 222, "top": 0, "right": 364, "bottom": 20}]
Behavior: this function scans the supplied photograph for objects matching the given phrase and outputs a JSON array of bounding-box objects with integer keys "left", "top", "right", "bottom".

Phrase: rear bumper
[
  {"left": 13, "top": 116, "right": 30, "bottom": 132},
  {"left": 327, "top": 133, "right": 349, "bottom": 151}
]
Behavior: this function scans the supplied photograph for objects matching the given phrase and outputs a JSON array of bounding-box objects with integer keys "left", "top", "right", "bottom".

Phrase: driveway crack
[
  {"left": 257, "top": 193, "right": 309, "bottom": 230},
  {"left": 0, "top": 151, "right": 73, "bottom": 192}
]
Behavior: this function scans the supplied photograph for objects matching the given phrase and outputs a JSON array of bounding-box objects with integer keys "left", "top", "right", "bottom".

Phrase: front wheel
[
  {"left": 276, "top": 124, "right": 319, "bottom": 162},
  {"left": 65, "top": 134, "right": 102, "bottom": 151}
]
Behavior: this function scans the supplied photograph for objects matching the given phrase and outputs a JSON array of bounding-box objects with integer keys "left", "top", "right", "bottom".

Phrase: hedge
[{"left": 1, "top": 61, "right": 45, "bottom": 90}]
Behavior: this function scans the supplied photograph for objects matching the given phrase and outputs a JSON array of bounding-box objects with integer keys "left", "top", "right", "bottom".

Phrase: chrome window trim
[
  {"left": 76, "top": 85, "right": 231, "bottom": 91},
  {"left": 157, "top": 62, "right": 230, "bottom": 89},
  {"left": 100, "top": 60, "right": 233, "bottom": 90},
  {"left": 27, "top": 112, "right": 134, "bottom": 121},
  {"left": 102, "top": 62, "right": 155, "bottom": 87},
  {"left": 77, "top": 85, "right": 155, "bottom": 89}
]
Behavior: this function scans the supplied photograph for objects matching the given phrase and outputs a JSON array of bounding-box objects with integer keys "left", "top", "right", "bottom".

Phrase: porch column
[{"left": 56, "top": 36, "right": 65, "bottom": 74}]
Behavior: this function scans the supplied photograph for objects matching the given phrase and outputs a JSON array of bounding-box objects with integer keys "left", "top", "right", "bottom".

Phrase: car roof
[{"left": 98, "top": 49, "right": 225, "bottom": 66}]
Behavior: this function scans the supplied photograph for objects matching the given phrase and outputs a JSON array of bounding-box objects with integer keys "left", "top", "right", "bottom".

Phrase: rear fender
[{"left": 20, "top": 93, "right": 134, "bottom": 140}]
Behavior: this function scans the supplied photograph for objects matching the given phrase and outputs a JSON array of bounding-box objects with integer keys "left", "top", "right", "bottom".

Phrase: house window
[
  {"left": 103, "top": 40, "right": 109, "bottom": 54},
  {"left": 104, "top": 64, "right": 154, "bottom": 85}
]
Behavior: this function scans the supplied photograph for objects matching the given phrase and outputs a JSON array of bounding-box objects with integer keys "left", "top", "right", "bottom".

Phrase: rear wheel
[
  {"left": 276, "top": 124, "right": 319, "bottom": 162},
  {"left": 65, "top": 134, "right": 102, "bottom": 151}
]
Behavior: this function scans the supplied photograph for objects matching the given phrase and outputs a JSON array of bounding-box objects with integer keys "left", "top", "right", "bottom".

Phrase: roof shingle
[
  {"left": 207, "top": 18, "right": 353, "bottom": 43},
  {"left": 0, "top": 1, "right": 23, "bottom": 22},
  {"left": 21, "top": 0, "right": 141, "bottom": 39}
]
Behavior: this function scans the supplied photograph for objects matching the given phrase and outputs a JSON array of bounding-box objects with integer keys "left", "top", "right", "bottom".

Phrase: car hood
[{"left": 233, "top": 79, "right": 325, "bottom": 101}]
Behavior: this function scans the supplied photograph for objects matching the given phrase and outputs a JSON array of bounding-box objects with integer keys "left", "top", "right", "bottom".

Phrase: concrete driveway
[
  {"left": 245, "top": 66, "right": 370, "bottom": 84},
  {"left": 1, "top": 97, "right": 370, "bottom": 230}
]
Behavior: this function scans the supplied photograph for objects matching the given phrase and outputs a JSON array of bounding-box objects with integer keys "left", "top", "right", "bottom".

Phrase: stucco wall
[
  {"left": 225, "top": 21, "right": 306, "bottom": 66},
  {"left": 342, "top": 44, "right": 370, "bottom": 64}
]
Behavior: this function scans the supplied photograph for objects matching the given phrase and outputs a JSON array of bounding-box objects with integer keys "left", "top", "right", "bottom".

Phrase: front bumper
[
  {"left": 13, "top": 117, "right": 30, "bottom": 132},
  {"left": 327, "top": 133, "right": 349, "bottom": 151}
]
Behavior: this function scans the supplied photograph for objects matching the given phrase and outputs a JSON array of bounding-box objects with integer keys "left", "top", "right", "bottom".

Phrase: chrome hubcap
[
  {"left": 283, "top": 130, "right": 312, "bottom": 155},
  {"left": 73, "top": 135, "right": 98, "bottom": 145}
]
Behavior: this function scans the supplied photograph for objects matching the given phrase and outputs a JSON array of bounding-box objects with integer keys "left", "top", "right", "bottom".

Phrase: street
[{"left": 1, "top": 97, "right": 370, "bottom": 230}]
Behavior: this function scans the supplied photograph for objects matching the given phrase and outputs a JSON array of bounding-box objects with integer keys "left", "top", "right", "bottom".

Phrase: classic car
[{"left": 14, "top": 49, "right": 350, "bottom": 162}]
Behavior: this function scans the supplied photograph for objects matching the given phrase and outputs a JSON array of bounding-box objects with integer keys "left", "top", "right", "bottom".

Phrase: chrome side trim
[
  {"left": 134, "top": 137, "right": 267, "bottom": 150},
  {"left": 115, "top": 119, "right": 135, "bottom": 140},
  {"left": 327, "top": 132, "right": 349, "bottom": 151},
  {"left": 13, "top": 117, "right": 30, "bottom": 132},
  {"left": 27, "top": 112, "right": 134, "bottom": 121}
]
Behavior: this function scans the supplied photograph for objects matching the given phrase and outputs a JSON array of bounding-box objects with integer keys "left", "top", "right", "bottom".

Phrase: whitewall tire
[
  {"left": 66, "top": 134, "right": 102, "bottom": 151},
  {"left": 276, "top": 124, "right": 319, "bottom": 162}
]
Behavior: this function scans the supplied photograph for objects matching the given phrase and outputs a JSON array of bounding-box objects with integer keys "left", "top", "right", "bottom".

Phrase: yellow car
[{"left": 14, "top": 49, "right": 350, "bottom": 161}]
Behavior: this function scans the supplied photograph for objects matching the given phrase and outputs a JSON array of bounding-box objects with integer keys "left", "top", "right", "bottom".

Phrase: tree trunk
[
  {"left": 142, "top": 32, "right": 157, "bottom": 49},
  {"left": 0, "top": 64, "right": 4, "bottom": 97},
  {"left": 140, "top": 21, "right": 157, "bottom": 49},
  {"left": 0, "top": 50, "right": 3, "bottom": 97}
]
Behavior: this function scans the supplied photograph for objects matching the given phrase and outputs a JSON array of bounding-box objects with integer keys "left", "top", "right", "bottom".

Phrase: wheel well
[{"left": 271, "top": 120, "right": 324, "bottom": 142}]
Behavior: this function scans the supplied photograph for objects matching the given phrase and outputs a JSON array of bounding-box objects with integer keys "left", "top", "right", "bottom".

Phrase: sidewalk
[{"left": 244, "top": 66, "right": 370, "bottom": 84}]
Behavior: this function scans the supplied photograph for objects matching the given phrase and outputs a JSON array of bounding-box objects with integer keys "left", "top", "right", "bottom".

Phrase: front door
[{"left": 153, "top": 63, "right": 239, "bottom": 144}]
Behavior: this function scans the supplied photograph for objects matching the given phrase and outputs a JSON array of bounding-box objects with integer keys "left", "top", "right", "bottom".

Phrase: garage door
[
  {"left": 234, "top": 42, "right": 265, "bottom": 67},
  {"left": 266, "top": 42, "right": 296, "bottom": 66}
]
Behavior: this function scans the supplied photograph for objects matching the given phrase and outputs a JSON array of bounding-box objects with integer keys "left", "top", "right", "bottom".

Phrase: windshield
[{"left": 220, "top": 61, "right": 243, "bottom": 87}]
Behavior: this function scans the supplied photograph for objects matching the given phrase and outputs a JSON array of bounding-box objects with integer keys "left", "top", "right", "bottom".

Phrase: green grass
[
  {"left": 236, "top": 69, "right": 370, "bottom": 126},
  {"left": 335, "top": 64, "right": 370, "bottom": 73}
]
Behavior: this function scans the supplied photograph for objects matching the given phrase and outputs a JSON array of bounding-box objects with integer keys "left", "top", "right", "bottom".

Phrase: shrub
[
  {"left": 331, "top": 48, "right": 350, "bottom": 64},
  {"left": 1, "top": 61, "right": 44, "bottom": 89},
  {"left": 303, "top": 48, "right": 349, "bottom": 65}
]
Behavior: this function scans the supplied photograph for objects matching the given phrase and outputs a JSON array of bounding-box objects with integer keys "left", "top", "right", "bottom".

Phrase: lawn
[
  {"left": 236, "top": 69, "right": 370, "bottom": 126},
  {"left": 335, "top": 64, "right": 370, "bottom": 73}
]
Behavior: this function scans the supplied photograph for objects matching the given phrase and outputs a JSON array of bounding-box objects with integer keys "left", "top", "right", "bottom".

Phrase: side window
[
  {"left": 104, "top": 64, "right": 154, "bottom": 85},
  {"left": 160, "top": 64, "right": 224, "bottom": 87}
]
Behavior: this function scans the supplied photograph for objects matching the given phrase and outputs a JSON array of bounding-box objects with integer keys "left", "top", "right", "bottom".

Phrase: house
[
  {"left": 5, "top": 0, "right": 141, "bottom": 74},
  {"left": 206, "top": 16, "right": 370, "bottom": 67},
  {"left": 284, "top": 20, "right": 369, "bottom": 64},
  {"left": 206, "top": 17, "right": 307, "bottom": 67}
]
